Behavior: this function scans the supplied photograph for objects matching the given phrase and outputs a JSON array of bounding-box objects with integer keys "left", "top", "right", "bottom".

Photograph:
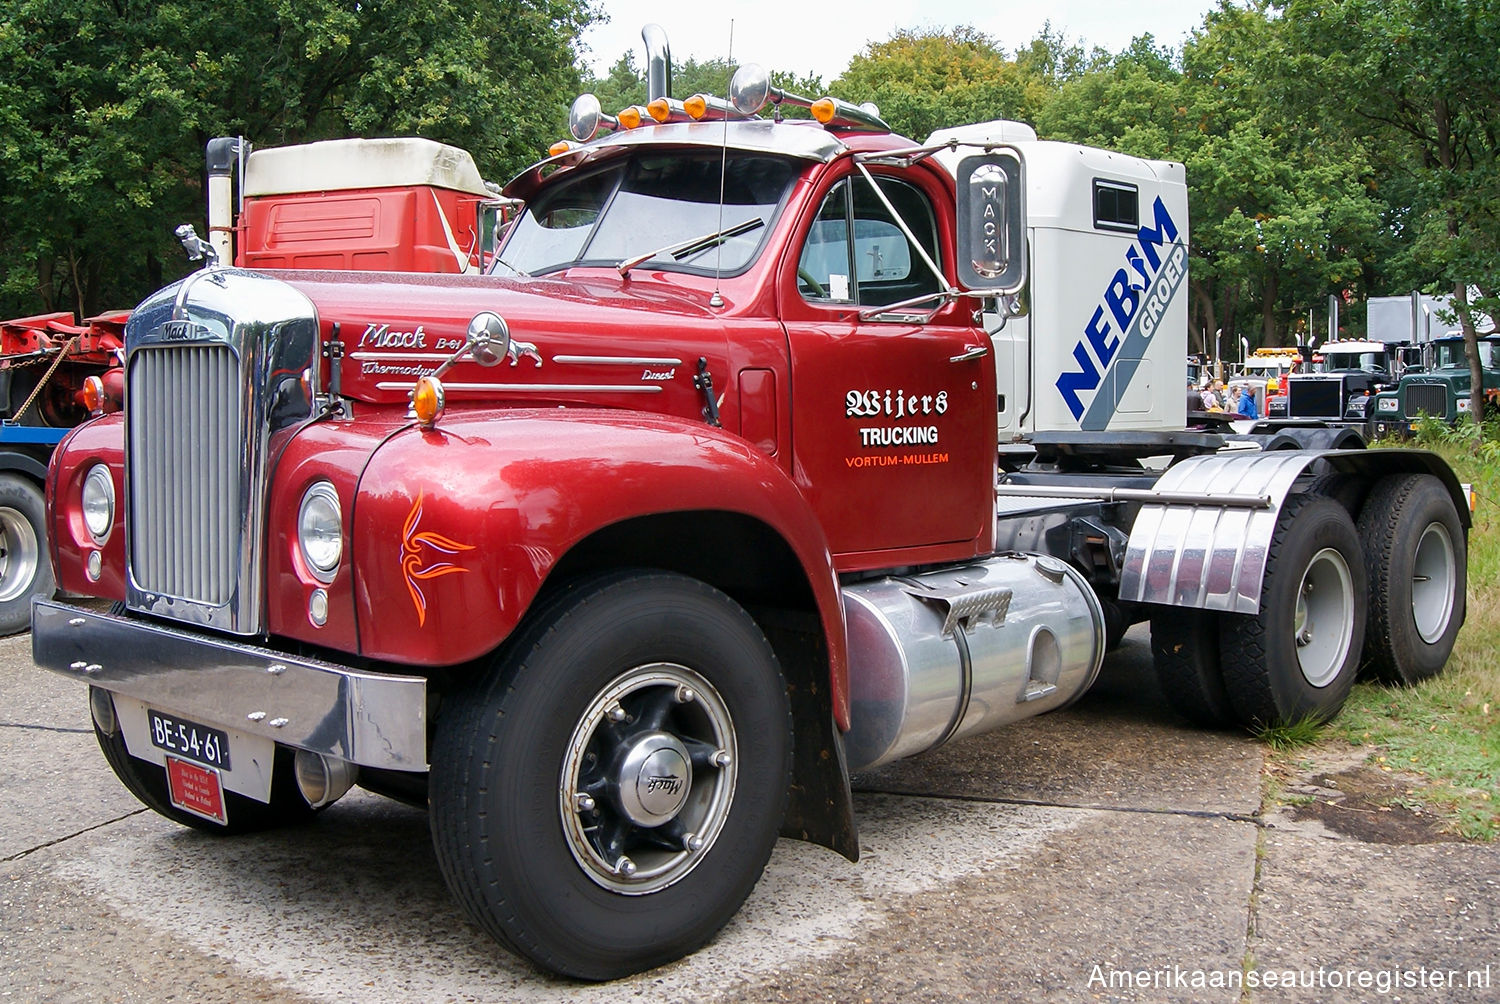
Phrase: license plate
[
  {"left": 149, "top": 708, "right": 231, "bottom": 771},
  {"left": 165, "top": 756, "right": 227, "bottom": 824}
]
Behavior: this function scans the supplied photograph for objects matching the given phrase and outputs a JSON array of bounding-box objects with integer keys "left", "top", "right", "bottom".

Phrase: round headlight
[
  {"left": 298, "top": 482, "right": 342, "bottom": 580},
  {"left": 82, "top": 464, "right": 115, "bottom": 542}
]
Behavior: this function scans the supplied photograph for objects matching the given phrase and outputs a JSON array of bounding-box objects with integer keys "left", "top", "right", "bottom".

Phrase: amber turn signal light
[
  {"left": 411, "top": 376, "right": 446, "bottom": 428},
  {"left": 81, "top": 375, "right": 105, "bottom": 416}
]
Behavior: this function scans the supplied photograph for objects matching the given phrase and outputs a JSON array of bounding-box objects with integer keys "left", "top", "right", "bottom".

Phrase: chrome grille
[
  {"left": 1404, "top": 384, "right": 1448, "bottom": 419},
  {"left": 1288, "top": 378, "right": 1341, "bottom": 418},
  {"left": 127, "top": 345, "right": 242, "bottom": 605}
]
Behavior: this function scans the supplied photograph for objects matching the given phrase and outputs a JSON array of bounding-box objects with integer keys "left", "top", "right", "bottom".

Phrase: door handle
[{"left": 949, "top": 344, "right": 989, "bottom": 363}]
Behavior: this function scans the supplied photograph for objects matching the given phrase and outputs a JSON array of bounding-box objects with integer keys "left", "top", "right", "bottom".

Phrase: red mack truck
[{"left": 32, "top": 32, "right": 1469, "bottom": 981}]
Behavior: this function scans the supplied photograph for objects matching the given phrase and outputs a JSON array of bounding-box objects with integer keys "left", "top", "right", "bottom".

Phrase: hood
[{"left": 275, "top": 269, "right": 733, "bottom": 411}]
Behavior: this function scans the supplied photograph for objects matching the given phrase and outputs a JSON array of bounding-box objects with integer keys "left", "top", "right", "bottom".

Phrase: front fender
[{"left": 351, "top": 408, "right": 849, "bottom": 721}]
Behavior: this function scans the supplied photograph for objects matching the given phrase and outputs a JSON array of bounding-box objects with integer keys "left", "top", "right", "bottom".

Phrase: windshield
[
  {"left": 1322, "top": 350, "right": 1388, "bottom": 372},
  {"left": 498, "top": 150, "right": 800, "bottom": 276},
  {"left": 1435, "top": 340, "right": 1499, "bottom": 368}
]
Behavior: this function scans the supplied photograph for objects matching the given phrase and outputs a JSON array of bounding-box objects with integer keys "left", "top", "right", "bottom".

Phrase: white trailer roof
[
  {"left": 926, "top": 122, "right": 1185, "bottom": 233},
  {"left": 244, "top": 137, "right": 491, "bottom": 197}
]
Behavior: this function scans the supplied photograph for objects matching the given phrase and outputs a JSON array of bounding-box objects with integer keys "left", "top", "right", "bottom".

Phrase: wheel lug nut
[
  {"left": 574, "top": 793, "right": 596, "bottom": 813},
  {"left": 607, "top": 703, "right": 627, "bottom": 723},
  {"left": 683, "top": 832, "right": 704, "bottom": 852},
  {"left": 713, "top": 749, "right": 732, "bottom": 768},
  {"left": 675, "top": 685, "right": 695, "bottom": 704},
  {"left": 615, "top": 856, "right": 637, "bottom": 878}
]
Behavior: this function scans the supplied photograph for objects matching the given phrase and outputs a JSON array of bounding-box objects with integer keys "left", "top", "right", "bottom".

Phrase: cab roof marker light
[
  {"left": 811, "top": 95, "right": 889, "bottom": 131},
  {"left": 616, "top": 105, "right": 648, "bottom": 130},
  {"left": 646, "top": 97, "right": 693, "bottom": 124},
  {"left": 549, "top": 140, "right": 573, "bottom": 157},
  {"left": 684, "top": 93, "right": 752, "bottom": 122}
]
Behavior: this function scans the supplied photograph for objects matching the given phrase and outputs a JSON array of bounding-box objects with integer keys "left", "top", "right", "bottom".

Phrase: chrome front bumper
[{"left": 32, "top": 599, "right": 428, "bottom": 771}]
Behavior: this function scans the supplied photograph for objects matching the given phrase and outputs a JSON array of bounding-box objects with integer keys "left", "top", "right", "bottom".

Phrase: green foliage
[
  {"left": 1256, "top": 716, "right": 1324, "bottom": 751},
  {"left": 7, "top": 0, "right": 1500, "bottom": 353},
  {"left": 832, "top": 27, "right": 1050, "bottom": 141},
  {"left": 0, "top": 0, "right": 592, "bottom": 318}
]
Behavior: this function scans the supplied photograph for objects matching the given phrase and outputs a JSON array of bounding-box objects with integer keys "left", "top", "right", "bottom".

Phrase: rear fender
[{"left": 1119, "top": 449, "right": 1469, "bottom": 614}]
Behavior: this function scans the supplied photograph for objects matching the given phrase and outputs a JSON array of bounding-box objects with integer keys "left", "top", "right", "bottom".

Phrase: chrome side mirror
[
  {"left": 465, "top": 312, "right": 509, "bottom": 368},
  {"left": 954, "top": 153, "right": 1026, "bottom": 293}
]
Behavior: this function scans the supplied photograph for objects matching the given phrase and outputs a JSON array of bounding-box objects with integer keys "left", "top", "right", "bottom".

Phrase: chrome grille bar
[
  {"left": 128, "top": 345, "right": 241, "bottom": 605},
  {"left": 1404, "top": 384, "right": 1448, "bottom": 420}
]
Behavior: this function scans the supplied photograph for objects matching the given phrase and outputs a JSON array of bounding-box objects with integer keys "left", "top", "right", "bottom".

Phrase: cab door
[{"left": 781, "top": 166, "right": 996, "bottom": 565}]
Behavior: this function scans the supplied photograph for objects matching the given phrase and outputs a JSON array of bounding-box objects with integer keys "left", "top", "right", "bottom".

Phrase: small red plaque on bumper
[{"left": 165, "top": 755, "right": 227, "bottom": 824}]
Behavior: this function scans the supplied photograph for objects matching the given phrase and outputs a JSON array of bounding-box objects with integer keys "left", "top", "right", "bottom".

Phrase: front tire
[
  {"left": 0, "top": 474, "right": 53, "bottom": 635},
  {"left": 1357, "top": 474, "right": 1466, "bottom": 684},
  {"left": 1219, "top": 495, "right": 1367, "bottom": 726},
  {"left": 429, "top": 572, "right": 792, "bottom": 980}
]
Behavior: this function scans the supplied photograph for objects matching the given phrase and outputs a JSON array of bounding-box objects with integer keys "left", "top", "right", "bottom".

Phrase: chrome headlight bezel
[
  {"left": 297, "top": 481, "right": 343, "bottom": 582},
  {"left": 82, "top": 463, "right": 115, "bottom": 543}
]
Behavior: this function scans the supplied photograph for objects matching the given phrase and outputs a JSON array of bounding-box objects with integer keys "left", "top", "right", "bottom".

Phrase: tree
[
  {"left": 1279, "top": 0, "right": 1500, "bottom": 426},
  {"left": 0, "top": 0, "right": 593, "bottom": 318},
  {"left": 832, "top": 27, "right": 1049, "bottom": 141}
]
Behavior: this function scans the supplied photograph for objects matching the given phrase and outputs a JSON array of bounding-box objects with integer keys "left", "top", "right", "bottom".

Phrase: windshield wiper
[
  {"left": 615, "top": 217, "right": 765, "bottom": 276},
  {"left": 488, "top": 256, "right": 529, "bottom": 278}
]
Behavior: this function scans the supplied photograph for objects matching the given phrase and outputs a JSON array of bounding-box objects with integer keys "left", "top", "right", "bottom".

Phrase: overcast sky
[{"left": 579, "top": 1, "right": 1220, "bottom": 86}]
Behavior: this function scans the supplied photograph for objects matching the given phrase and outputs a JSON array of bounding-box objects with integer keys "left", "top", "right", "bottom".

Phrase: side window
[
  {"left": 799, "top": 185, "right": 853, "bottom": 301},
  {"left": 798, "top": 176, "right": 942, "bottom": 308},
  {"left": 1093, "top": 179, "right": 1139, "bottom": 232}
]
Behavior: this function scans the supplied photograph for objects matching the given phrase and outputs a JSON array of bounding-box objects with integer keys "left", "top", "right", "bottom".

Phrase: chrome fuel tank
[{"left": 842, "top": 554, "right": 1106, "bottom": 771}]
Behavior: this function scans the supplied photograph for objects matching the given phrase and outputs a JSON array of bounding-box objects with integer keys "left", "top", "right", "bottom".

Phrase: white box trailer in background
[
  {"left": 1368, "top": 293, "right": 1456, "bottom": 345},
  {"left": 929, "top": 122, "right": 1190, "bottom": 438}
]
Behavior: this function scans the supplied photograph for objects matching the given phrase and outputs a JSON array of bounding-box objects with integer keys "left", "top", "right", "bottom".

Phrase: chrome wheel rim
[
  {"left": 559, "top": 663, "right": 737, "bottom": 895},
  {"left": 1411, "top": 521, "right": 1456, "bottom": 644},
  {"left": 1293, "top": 547, "right": 1355, "bottom": 688},
  {"left": 0, "top": 506, "right": 39, "bottom": 603}
]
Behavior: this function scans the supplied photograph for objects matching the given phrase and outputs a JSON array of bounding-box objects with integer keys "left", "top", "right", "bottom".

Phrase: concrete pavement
[{"left": 2, "top": 627, "right": 1495, "bottom": 1002}]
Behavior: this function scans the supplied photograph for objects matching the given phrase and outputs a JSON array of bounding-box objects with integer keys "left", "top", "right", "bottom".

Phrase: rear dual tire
[
  {"left": 1219, "top": 495, "right": 1366, "bottom": 727},
  {"left": 1357, "top": 474, "right": 1465, "bottom": 684}
]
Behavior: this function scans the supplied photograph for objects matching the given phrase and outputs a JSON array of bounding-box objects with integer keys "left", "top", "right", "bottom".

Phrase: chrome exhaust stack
[{"left": 643, "top": 23, "right": 672, "bottom": 102}]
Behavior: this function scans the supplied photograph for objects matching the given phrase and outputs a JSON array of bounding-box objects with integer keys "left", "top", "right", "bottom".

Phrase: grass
[
  {"left": 1271, "top": 431, "right": 1500, "bottom": 840},
  {"left": 1255, "top": 717, "right": 1324, "bottom": 751}
]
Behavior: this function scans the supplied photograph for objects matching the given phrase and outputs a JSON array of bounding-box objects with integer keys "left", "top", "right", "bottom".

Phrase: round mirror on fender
[
  {"left": 466, "top": 312, "right": 510, "bottom": 367},
  {"left": 569, "top": 93, "right": 604, "bottom": 143},
  {"left": 729, "top": 64, "right": 771, "bottom": 116}
]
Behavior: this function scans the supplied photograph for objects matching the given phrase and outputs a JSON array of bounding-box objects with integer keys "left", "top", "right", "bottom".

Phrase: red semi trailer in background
[{"left": 0, "top": 135, "right": 501, "bottom": 632}]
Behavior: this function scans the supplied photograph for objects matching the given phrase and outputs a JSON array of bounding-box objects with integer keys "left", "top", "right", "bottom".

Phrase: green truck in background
[{"left": 1371, "top": 334, "right": 1500, "bottom": 436}]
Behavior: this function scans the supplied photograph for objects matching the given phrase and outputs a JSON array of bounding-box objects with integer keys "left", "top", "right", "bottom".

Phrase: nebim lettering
[{"left": 1055, "top": 197, "right": 1180, "bottom": 421}]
